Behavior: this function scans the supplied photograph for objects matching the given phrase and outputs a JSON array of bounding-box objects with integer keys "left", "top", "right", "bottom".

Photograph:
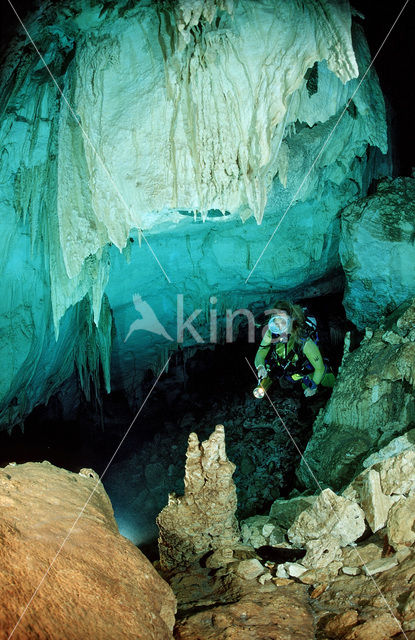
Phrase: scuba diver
[{"left": 253, "top": 300, "right": 335, "bottom": 399}]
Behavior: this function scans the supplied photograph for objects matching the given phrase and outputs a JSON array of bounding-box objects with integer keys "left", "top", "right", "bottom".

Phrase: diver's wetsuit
[{"left": 254, "top": 330, "right": 335, "bottom": 391}]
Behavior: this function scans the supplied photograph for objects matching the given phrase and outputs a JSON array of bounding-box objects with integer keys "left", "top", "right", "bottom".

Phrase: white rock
[
  {"left": 275, "top": 564, "right": 289, "bottom": 578},
  {"left": 341, "top": 542, "right": 382, "bottom": 567},
  {"left": 285, "top": 562, "right": 307, "bottom": 578},
  {"left": 302, "top": 536, "right": 342, "bottom": 569},
  {"left": 262, "top": 523, "right": 275, "bottom": 538},
  {"left": 363, "top": 557, "right": 398, "bottom": 576},
  {"left": 395, "top": 547, "right": 412, "bottom": 563},
  {"left": 287, "top": 488, "right": 365, "bottom": 548},
  {"left": 354, "top": 468, "right": 393, "bottom": 532},
  {"left": 342, "top": 566, "right": 361, "bottom": 575},
  {"left": 387, "top": 495, "right": 415, "bottom": 548},
  {"left": 258, "top": 572, "right": 272, "bottom": 585},
  {"left": 363, "top": 429, "right": 415, "bottom": 468},
  {"left": 375, "top": 450, "right": 415, "bottom": 496}
]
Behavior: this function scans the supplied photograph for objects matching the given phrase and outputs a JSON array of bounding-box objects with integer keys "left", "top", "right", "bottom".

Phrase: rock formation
[
  {"left": 155, "top": 425, "right": 415, "bottom": 639},
  {"left": 341, "top": 176, "right": 415, "bottom": 329},
  {"left": 157, "top": 424, "right": 240, "bottom": 571},
  {"left": 0, "top": 0, "right": 390, "bottom": 430},
  {"left": 0, "top": 461, "right": 176, "bottom": 640},
  {"left": 297, "top": 297, "right": 415, "bottom": 490}
]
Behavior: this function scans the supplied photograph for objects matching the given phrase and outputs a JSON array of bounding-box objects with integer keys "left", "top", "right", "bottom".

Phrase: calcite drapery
[
  {"left": 157, "top": 424, "right": 240, "bottom": 570},
  {"left": 0, "top": 0, "right": 389, "bottom": 429}
]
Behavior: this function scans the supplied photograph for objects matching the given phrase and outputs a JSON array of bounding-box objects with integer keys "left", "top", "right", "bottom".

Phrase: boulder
[
  {"left": 297, "top": 300, "right": 415, "bottom": 491},
  {"left": 299, "top": 561, "right": 342, "bottom": 585},
  {"left": 235, "top": 559, "right": 265, "bottom": 580},
  {"left": 362, "top": 557, "right": 398, "bottom": 576},
  {"left": 302, "top": 535, "right": 342, "bottom": 569},
  {"left": 340, "top": 177, "right": 415, "bottom": 329},
  {"left": 374, "top": 450, "right": 415, "bottom": 496},
  {"left": 362, "top": 429, "right": 415, "bottom": 468},
  {"left": 341, "top": 542, "right": 382, "bottom": 568},
  {"left": 387, "top": 495, "right": 415, "bottom": 548},
  {"left": 0, "top": 462, "right": 175, "bottom": 640},
  {"left": 288, "top": 489, "right": 365, "bottom": 548},
  {"left": 285, "top": 562, "right": 307, "bottom": 578},
  {"left": 343, "top": 468, "right": 395, "bottom": 532},
  {"left": 269, "top": 495, "right": 317, "bottom": 529}
]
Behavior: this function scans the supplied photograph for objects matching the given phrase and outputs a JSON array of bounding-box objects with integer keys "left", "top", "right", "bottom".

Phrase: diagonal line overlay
[
  {"left": 6, "top": 0, "right": 171, "bottom": 284},
  {"left": 7, "top": 356, "right": 171, "bottom": 640},
  {"left": 245, "top": 0, "right": 411, "bottom": 284},
  {"left": 245, "top": 357, "right": 408, "bottom": 639}
]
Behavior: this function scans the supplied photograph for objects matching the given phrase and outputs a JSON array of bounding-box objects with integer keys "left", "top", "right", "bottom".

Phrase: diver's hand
[
  {"left": 257, "top": 365, "right": 267, "bottom": 380},
  {"left": 304, "top": 387, "right": 317, "bottom": 397}
]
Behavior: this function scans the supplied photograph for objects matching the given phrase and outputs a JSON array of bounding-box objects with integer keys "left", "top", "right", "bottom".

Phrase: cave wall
[{"left": 0, "top": 0, "right": 390, "bottom": 427}]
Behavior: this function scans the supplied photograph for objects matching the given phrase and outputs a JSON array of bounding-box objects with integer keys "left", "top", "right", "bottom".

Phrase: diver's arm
[
  {"left": 303, "top": 339, "right": 325, "bottom": 385},
  {"left": 254, "top": 330, "right": 272, "bottom": 369}
]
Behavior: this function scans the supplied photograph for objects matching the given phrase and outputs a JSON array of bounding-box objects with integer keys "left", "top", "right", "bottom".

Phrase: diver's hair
[{"left": 272, "top": 300, "right": 306, "bottom": 343}]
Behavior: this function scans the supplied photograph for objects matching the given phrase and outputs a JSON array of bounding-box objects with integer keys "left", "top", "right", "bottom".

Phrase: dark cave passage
[{"left": 0, "top": 292, "right": 352, "bottom": 557}]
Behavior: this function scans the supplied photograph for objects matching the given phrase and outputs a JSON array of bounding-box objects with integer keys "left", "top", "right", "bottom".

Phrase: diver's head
[{"left": 268, "top": 311, "right": 292, "bottom": 342}]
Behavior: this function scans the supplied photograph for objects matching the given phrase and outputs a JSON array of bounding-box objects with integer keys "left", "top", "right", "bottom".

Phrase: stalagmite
[{"left": 157, "top": 424, "right": 240, "bottom": 571}]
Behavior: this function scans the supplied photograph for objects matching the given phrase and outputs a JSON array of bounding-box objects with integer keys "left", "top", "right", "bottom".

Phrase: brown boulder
[{"left": 0, "top": 461, "right": 175, "bottom": 640}]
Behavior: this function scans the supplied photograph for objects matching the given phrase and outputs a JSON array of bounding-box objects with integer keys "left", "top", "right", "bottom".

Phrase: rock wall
[
  {"left": 157, "top": 425, "right": 240, "bottom": 570},
  {"left": 341, "top": 176, "right": 415, "bottom": 329},
  {"left": 0, "top": 0, "right": 390, "bottom": 428},
  {"left": 297, "top": 298, "right": 415, "bottom": 491},
  {"left": 0, "top": 461, "right": 176, "bottom": 640}
]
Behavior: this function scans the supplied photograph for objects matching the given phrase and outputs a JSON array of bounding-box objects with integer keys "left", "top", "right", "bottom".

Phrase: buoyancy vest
[{"left": 267, "top": 313, "right": 319, "bottom": 377}]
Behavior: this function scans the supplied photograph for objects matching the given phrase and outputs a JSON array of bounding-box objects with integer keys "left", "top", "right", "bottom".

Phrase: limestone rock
[
  {"left": 363, "top": 429, "right": 415, "bottom": 468},
  {"left": 341, "top": 542, "right": 383, "bottom": 567},
  {"left": 241, "top": 515, "right": 285, "bottom": 548},
  {"left": 341, "top": 614, "right": 401, "bottom": 640},
  {"left": 235, "top": 559, "right": 265, "bottom": 581},
  {"left": 395, "top": 547, "right": 412, "bottom": 564},
  {"left": 258, "top": 572, "right": 272, "bottom": 585},
  {"left": 157, "top": 425, "right": 240, "bottom": 571},
  {"left": 173, "top": 573, "right": 314, "bottom": 639},
  {"left": 285, "top": 562, "right": 307, "bottom": 578},
  {"left": 341, "top": 178, "right": 415, "bottom": 329},
  {"left": 276, "top": 564, "right": 289, "bottom": 579},
  {"left": 362, "top": 557, "right": 398, "bottom": 576},
  {"left": 288, "top": 488, "right": 365, "bottom": 547},
  {"left": 272, "top": 577, "right": 294, "bottom": 586},
  {"left": 297, "top": 299, "right": 415, "bottom": 490},
  {"left": 299, "top": 561, "right": 342, "bottom": 585},
  {"left": 302, "top": 535, "right": 342, "bottom": 569},
  {"left": 323, "top": 609, "right": 359, "bottom": 638},
  {"left": 374, "top": 450, "right": 415, "bottom": 496},
  {"left": 342, "top": 566, "right": 361, "bottom": 575},
  {"left": 345, "top": 468, "right": 394, "bottom": 532},
  {"left": 0, "top": 462, "right": 175, "bottom": 640},
  {"left": 269, "top": 495, "right": 317, "bottom": 529},
  {"left": 387, "top": 495, "right": 415, "bottom": 548}
]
